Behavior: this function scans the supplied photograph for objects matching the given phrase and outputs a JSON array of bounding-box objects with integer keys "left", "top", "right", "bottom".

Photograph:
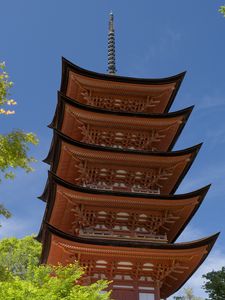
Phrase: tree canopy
[
  {"left": 0, "top": 264, "right": 110, "bottom": 300},
  {"left": 202, "top": 267, "right": 225, "bottom": 300},
  {"left": 0, "top": 62, "right": 38, "bottom": 224},
  {"left": 0, "top": 236, "right": 111, "bottom": 300},
  {"left": 0, "top": 236, "right": 41, "bottom": 280},
  {"left": 219, "top": 6, "right": 225, "bottom": 17}
]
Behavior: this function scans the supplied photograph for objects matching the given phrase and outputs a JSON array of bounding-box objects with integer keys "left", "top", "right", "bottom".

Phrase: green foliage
[
  {"left": 0, "top": 62, "right": 38, "bottom": 224},
  {"left": 0, "top": 62, "right": 38, "bottom": 182},
  {"left": 0, "top": 130, "right": 38, "bottom": 181},
  {"left": 173, "top": 287, "right": 203, "bottom": 300},
  {"left": 219, "top": 6, "right": 225, "bottom": 17},
  {"left": 0, "top": 264, "right": 110, "bottom": 300},
  {"left": 0, "top": 204, "right": 11, "bottom": 219},
  {"left": 0, "top": 236, "right": 111, "bottom": 299},
  {"left": 0, "top": 236, "right": 41, "bottom": 280},
  {"left": 202, "top": 267, "right": 225, "bottom": 300},
  {"left": 0, "top": 61, "right": 16, "bottom": 114}
]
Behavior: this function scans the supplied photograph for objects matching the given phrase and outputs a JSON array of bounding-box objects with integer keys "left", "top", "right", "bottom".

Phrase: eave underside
[
  {"left": 45, "top": 131, "right": 201, "bottom": 195},
  {"left": 38, "top": 172, "right": 209, "bottom": 243},
  {"left": 50, "top": 93, "right": 193, "bottom": 152},
  {"left": 60, "top": 57, "right": 186, "bottom": 114},
  {"left": 41, "top": 224, "right": 218, "bottom": 299}
]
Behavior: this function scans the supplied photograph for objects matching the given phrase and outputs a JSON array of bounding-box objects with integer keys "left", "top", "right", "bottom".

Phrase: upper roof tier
[
  {"left": 44, "top": 130, "right": 201, "bottom": 195},
  {"left": 38, "top": 171, "right": 209, "bottom": 243},
  {"left": 60, "top": 57, "right": 186, "bottom": 114},
  {"left": 50, "top": 92, "right": 193, "bottom": 152},
  {"left": 41, "top": 224, "right": 218, "bottom": 299}
]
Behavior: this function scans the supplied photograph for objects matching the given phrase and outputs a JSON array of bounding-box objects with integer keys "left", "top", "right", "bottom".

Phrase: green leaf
[{"left": 0, "top": 237, "right": 111, "bottom": 299}]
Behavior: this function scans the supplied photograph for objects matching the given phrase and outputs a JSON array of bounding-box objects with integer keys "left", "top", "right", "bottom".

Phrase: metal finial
[{"left": 108, "top": 11, "right": 116, "bottom": 75}]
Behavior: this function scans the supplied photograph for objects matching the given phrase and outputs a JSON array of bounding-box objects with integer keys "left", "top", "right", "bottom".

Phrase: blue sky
[{"left": 1, "top": 1, "right": 225, "bottom": 298}]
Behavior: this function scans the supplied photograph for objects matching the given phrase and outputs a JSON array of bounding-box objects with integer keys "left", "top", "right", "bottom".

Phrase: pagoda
[{"left": 38, "top": 13, "right": 218, "bottom": 300}]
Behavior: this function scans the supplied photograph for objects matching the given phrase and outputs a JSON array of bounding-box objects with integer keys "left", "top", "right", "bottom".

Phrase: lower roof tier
[
  {"left": 61, "top": 57, "right": 185, "bottom": 114},
  {"left": 45, "top": 130, "right": 201, "bottom": 195},
  {"left": 41, "top": 224, "right": 218, "bottom": 299},
  {"left": 50, "top": 92, "right": 192, "bottom": 152},
  {"left": 38, "top": 171, "right": 209, "bottom": 243}
]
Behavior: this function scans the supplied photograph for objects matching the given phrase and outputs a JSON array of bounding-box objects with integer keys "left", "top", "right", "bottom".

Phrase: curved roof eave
[
  {"left": 49, "top": 91, "right": 194, "bottom": 126},
  {"left": 60, "top": 57, "right": 186, "bottom": 113},
  {"left": 61, "top": 56, "right": 186, "bottom": 85},
  {"left": 36, "top": 171, "right": 210, "bottom": 244},
  {"left": 40, "top": 224, "right": 218, "bottom": 298},
  {"left": 39, "top": 170, "right": 210, "bottom": 202},
  {"left": 42, "top": 130, "right": 201, "bottom": 196},
  {"left": 43, "top": 222, "right": 219, "bottom": 250},
  {"left": 47, "top": 92, "right": 193, "bottom": 152},
  {"left": 46, "top": 128, "right": 202, "bottom": 159}
]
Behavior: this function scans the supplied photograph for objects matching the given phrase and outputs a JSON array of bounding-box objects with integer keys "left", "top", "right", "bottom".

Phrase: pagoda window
[
  {"left": 142, "top": 267, "right": 154, "bottom": 272},
  {"left": 92, "top": 273, "right": 108, "bottom": 280},
  {"left": 95, "top": 224, "right": 107, "bottom": 229},
  {"left": 139, "top": 293, "right": 155, "bottom": 300},
  {"left": 98, "top": 211, "right": 107, "bottom": 219},
  {"left": 143, "top": 263, "right": 154, "bottom": 271},
  {"left": 124, "top": 275, "right": 133, "bottom": 281},
  {"left": 117, "top": 212, "right": 129, "bottom": 216},
  {"left": 96, "top": 260, "right": 107, "bottom": 269},
  {"left": 113, "top": 285, "right": 134, "bottom": 289},
  {"left": 117, "top": 262, "right": 133, "bottom": 266},
  {"left": 96, "top": 260, "right": 107, "bottom": 264},
  {"left": 113, "top": 225, "right": 129, "bottom": 231},
  {"left": 117, "top": 263, "right": 133, "bottom": 270},
  {"left": 140, "top": 277, "right": 147, "bottom": 282},
  {"left": 139, "top": 214, "right": 148, "bottom": 218},
  {"left": 114, "top": 274, "right": 123, "bottom": 280}
]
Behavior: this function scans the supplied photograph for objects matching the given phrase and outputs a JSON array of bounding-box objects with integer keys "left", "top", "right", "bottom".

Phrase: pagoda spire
[{"left": 107, "top": 11, "right": 116, "bottom": 75}]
